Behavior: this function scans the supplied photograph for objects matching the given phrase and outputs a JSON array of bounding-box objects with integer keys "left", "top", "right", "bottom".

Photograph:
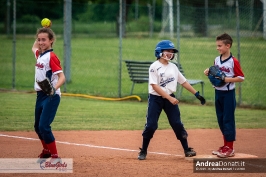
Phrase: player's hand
[
  {"left": 169, "top": 97, "right": 179, "bottom": 105},
  {"left": 204, "top": 68, "right": 209, "bottom": 76},
  {"left": 195, "top": 91, "right": 206, "bottom": 105}
]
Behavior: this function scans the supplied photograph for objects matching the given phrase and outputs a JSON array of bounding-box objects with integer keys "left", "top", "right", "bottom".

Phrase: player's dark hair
[
  {"left": 36, "top": 28, "right": 56, "bottom": 47},
  {"left": 216, "top": 33, "right": 233, "bottom": 48}
]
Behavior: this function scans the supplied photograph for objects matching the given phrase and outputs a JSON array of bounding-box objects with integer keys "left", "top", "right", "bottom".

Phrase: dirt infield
[{"left": 0, "top": 129, "right": 266, "bottom": 177}]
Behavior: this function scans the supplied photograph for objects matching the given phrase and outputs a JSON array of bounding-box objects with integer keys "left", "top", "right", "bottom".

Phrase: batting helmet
[{"left": 154, "top": 40, "right": 178, "bottom": 59}]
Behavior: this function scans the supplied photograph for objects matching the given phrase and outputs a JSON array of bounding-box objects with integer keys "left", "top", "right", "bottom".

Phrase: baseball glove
[
  {"left": 208, "top": 65, "right": 226, "bottom": 87},
  {"left": 37, "top": 77, "right": 55, "bottom": 96}
]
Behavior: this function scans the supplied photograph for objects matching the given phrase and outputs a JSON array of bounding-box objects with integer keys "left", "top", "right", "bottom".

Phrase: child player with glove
[
  {"left": 204, "top": 33, "right": 245, "bottom": 158},
  {"left": 32, "top": 20, "right": 65, "bottom": 164},
  {"left": 138, "top": 40, "right": 206, "bottom": 160}
]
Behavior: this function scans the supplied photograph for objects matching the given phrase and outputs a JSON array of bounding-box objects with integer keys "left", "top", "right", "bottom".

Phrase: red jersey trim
[
  {"left": 50, "top": 52, "right": 62, "bottom": 72},
  {"left": 232, "top": 57, "right": 244, "bottom": 77}
]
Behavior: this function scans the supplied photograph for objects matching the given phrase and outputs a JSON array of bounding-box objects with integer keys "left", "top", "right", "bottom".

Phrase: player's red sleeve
[
  {"left": 49, "top": 52, "right": 62, "bottom": 72},
  {"left": 232, "top": 57, "right": 244, "bottom": 77}
]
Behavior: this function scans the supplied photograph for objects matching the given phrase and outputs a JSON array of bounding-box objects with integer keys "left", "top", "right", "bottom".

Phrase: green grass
[
  {"left": 0, "top": 92, "right": 265, "bottom": 131},
  {"left": 0, "top": 35, "right": 265, "bottom": 108}
]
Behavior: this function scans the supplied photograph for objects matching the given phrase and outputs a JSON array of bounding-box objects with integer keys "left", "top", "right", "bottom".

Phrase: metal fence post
[
  {"left": 176, "top": 0, "right": 181, "bottom": 98},
  {"left": 236, "top": 0, "right": 242, "bottom": 105},
  {"left": 63, "top": 0, "right": 72, "bottom": 92},
  {"left": 12, "top": 0, "right": 16, "bottom": 90},
  {"left": 118, "top": 0, "right": 123, "bottom": 97}
]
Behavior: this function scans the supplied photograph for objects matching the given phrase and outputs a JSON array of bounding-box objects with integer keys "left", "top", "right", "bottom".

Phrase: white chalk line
[{"left": 0, "top": 134, "right": 183, "bottom": 157}]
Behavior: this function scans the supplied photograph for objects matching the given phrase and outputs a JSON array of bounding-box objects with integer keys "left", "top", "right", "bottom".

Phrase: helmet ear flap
[
  {"left": 155, "top": 50, "right": 161, "bottom": 59},
  {"left": 159, "top": 53, "right": 162, "bottom": 57}
]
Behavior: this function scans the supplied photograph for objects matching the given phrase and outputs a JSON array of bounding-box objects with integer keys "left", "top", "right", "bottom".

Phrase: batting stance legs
[
  {"left": 34, "top": 91, "right": 60, "bottom": 159},
  {"left": 139, "top": 94, "right": 195, "bottom": 160}
]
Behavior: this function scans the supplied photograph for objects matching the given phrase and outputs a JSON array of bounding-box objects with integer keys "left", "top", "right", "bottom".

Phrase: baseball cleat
[
  {"left": 50, "top": 154, "right": 62, "bottom": 165},
  {"left": 217, "top": 146, "right": 235, "bottom": 158},
  {"left": 36, "top": 149, "right": 51, "bottom": 163},
  {"left": 138, "top": 148, "right": 147, "bottom": 160},
  {"left": 212, "top": 146, "right": 224, "bottom": 155},
  {"left": 184, "top": 147, "right": 196, "bottom": 157}
]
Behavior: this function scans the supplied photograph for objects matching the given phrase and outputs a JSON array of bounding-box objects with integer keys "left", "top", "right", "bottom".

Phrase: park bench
[{"left": 124, "top": 60, "right": 204, "bottom": 97}]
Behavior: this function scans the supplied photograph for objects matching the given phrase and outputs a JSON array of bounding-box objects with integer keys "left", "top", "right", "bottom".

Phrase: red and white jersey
[
  {"left": 149, "top": 60, "right": 186, "bottom": 95},
  {"left": 34, "top": 49, "right": 63, "bottom": 96},
  {"left": 213, "top": 54, "right": 245, "bottom": 91}
]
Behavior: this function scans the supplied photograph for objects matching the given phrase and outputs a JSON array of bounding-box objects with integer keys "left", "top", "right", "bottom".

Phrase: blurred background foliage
[{"left": 0, "top": 0, "right": 263, "bottom": 34}]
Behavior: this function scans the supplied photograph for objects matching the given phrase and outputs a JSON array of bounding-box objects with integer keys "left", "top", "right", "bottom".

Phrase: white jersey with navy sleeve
[
  {"left": 149, "top": 60, "right": 186, "bottom": 96},
  {"left": 34, "top": 49, "right": 63, "bottom": 96},
  {"left": 213, "top": 54, "right": 245, "bottom": 91}
]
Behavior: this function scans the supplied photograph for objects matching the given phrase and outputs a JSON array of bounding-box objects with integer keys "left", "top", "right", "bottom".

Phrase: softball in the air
[{"left": 41, "top": 18, "right": 51, "bottom": 28}]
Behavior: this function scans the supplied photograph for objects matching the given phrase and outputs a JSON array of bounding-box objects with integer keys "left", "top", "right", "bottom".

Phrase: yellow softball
[{"left": 41, "top": 18, "right": 51, "bottom": 28}]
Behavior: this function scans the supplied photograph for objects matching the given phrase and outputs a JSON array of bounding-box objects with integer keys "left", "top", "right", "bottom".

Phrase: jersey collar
[
  {"left": 220, "top": 53, "right": 232, "bottom": 64},
  {"left": 40, "top": 49, "right": 53, "bottom": 57}
]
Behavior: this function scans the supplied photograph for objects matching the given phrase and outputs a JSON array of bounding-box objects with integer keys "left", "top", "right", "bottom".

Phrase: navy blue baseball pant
[
  {"left": 34, "top": 91, "right": 60, "bottom": 144},
  {"left": 215, "top": 89, "right": 236, "bottom": 142},
  {"left": 142, "top": 94, "right": 188, "bottom": 141}
]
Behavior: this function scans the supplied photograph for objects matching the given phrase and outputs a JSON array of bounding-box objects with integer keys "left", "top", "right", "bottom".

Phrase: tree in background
[
  {"left": 0, "top": 0, "right": 263, "bottom": 35},
  {"left": 1, "top": 0, "right": 88, "bottom": 33}
]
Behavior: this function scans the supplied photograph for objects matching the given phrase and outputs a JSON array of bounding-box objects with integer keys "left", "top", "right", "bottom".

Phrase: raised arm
[{"left": 32, "top": 39, "right": 39, "bottom": 54}]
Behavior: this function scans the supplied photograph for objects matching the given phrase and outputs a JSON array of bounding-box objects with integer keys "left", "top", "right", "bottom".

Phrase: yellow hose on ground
[
  {"left": 62, "top": 93, "right": 142, "bottom": 102},
  {"left": 0, "top": 90, "right": 142, "bottom": 102}
]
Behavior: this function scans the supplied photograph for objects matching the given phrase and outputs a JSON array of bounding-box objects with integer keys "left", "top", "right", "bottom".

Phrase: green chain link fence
[{"left": 0, "top": 0, "right": 265, "bottom": 108}]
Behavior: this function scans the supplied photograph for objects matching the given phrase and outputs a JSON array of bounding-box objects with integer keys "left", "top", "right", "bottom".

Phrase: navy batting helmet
[{"left": 154, "top": 40, "right": 178, "bottom": 59}]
